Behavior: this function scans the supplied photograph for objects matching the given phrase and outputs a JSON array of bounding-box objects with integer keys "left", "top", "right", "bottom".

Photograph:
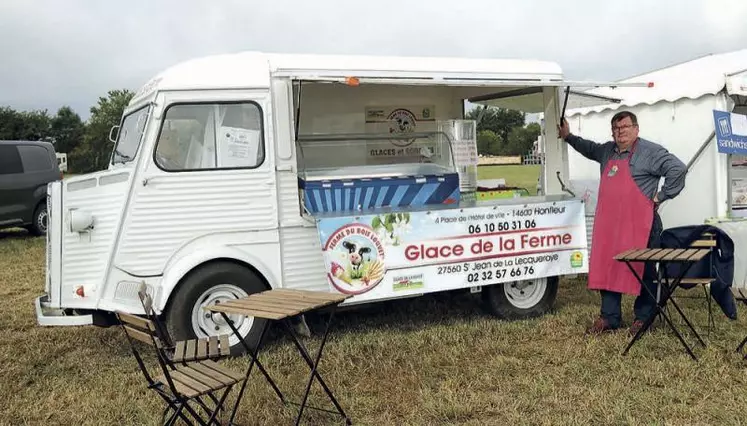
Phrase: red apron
[{"left": 587, "top": 141, "right": 654, "bottom": 296}]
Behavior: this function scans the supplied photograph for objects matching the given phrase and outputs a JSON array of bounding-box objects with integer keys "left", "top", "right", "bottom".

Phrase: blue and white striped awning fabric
[{"left": 299, "top": 173, "right": 460, "bottom": 214}]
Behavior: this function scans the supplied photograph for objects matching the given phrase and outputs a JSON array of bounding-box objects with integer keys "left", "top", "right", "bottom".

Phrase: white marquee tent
[{"left": 555, "top": 48, "right": 747, "bottom": 250}]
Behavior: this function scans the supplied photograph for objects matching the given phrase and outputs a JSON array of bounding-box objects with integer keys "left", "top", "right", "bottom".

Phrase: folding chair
[
  {"left": 136, "top": 283, "right": 232, "bottom": 364},
  {"left": 116, "top": 310, "right": 246, "bottom": 425},
  {"left": 661, "top": 233, "right": 718, "bottom": 334}
]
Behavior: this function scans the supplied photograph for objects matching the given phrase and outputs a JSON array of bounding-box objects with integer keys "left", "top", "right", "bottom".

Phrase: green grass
[
  {"left": 4, "top": 227, "right": 747, "bottom": 424},
  {"left": 478, "top": 165, "right": 540, "bottom": 195}
]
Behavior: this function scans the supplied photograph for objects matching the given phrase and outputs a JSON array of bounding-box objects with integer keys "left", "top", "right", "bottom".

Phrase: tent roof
[{"left": 566, "top": 48, "right": 747, "bottom": 117}]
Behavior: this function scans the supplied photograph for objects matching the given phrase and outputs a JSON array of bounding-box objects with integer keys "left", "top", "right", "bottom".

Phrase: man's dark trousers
[{"left": 600, "top": 212, "right": 663, "bottom": 328}]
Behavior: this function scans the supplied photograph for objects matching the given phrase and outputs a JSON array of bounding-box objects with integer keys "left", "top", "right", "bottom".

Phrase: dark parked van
[{"left": 0, "top": 140, "right": 62, "bottom": 236}]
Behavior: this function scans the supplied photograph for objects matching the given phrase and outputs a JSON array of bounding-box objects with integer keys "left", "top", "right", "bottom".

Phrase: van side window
[
  {"left": 154, "top": 102, "right": 265, "bottom": 171},
  {"left": 0, "top": 145, "right": 23, "bottom": 174},
  {"left": 18, "top": 145, "right": 53, "bottom": 172}
]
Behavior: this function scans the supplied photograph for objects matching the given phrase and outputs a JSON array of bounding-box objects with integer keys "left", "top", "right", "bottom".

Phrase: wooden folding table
[
  {"left": 614, "top": 247, "right": 711, "bottom": 360},
  {"left": 204, "top": 288, "right": 353, "bottom": 425}
]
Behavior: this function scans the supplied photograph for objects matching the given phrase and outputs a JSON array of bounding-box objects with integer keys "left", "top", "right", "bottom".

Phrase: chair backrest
[
  {"left": 137, "top": 282, "right": 156, "bottom": 316},
  {"left": 116, "top": 310, "right": 182, "bottom": 395},
  {"left": 691, "top": 232, "right": 717, "bottom": 249},
  {"left": 136, "top": 282, "right": 175, "bottom": 348},
  {"left": 117, "top": 311, "right": 161, "bottom": 348}
]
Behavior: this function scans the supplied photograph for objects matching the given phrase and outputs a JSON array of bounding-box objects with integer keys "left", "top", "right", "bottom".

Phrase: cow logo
[
  {"left": 324, "top": 223, "right": 386, "bottom": 295},
  {"left": 570, "top": 251, "right": 584, "bottom": 268},
  {"left": 387, "top": 108, "right": 417, "bottom": 147}
]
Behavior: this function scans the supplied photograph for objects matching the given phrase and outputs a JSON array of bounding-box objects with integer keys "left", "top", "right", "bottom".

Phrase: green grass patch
[{"left": 478, "top": 165, "right": 540, "bottom": 195}]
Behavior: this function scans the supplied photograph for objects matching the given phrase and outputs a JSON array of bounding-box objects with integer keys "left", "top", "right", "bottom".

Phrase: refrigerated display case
[{"left": 296, "top": 130, "right": 461, "bottom": 215}]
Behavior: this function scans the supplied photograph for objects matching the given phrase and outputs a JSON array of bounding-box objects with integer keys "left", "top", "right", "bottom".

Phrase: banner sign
[
  {"left": 315, "top": 199, "right": 589, "bottom": 302},
  {"left": 714, "top": 110, "right": 747, "bottom": 155}
]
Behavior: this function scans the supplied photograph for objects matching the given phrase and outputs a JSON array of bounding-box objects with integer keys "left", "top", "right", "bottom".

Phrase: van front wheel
[
  {"left": 27, "top": 202, "right": 48, "bottom": 236},
  {"left": 164, "top": 262, "right": 268, "bottom": 356}
]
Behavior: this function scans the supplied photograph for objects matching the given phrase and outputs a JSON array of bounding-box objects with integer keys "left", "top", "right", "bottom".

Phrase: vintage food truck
[{"left": 35, "top": 51, "right": 649, "bottom": 353}]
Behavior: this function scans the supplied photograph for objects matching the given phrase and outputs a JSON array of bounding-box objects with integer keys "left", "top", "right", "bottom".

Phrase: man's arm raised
[{"left": 558, "top": 118, "right": 607, "bottom": 164}]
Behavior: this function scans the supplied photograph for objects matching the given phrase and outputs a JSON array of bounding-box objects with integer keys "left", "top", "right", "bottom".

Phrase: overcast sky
[{"left": 2, "top": 0, "right": 747, "bottom": 120}]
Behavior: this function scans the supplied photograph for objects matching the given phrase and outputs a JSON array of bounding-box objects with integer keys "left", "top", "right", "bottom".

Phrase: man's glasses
[{"left": 612, "top": 124, "right": 635, "bottom": 132}]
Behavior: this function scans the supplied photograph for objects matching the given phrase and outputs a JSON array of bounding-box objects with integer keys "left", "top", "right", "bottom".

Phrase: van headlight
[{"left": 68, "top": 209, "right": 94, "bottom": 233}]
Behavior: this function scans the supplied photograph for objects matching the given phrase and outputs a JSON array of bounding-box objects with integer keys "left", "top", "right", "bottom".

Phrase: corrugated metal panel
[
  {"left": 61, "top": 172, "right": 131, "bottom": 304},
  {"left": 279, "top": 226, "right": 327, "bottom": 292},
  {"left": 116, "top": 170, "right": 276, "bottom": 275},
  {"left": 277, "top": 171, "right": 303, "bottom": 226},
  {"left": 48, "top": 181, "right": 63, "bottom": 304}
]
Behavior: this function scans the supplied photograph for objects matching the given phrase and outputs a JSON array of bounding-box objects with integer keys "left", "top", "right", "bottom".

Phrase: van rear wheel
[
  {"left": 164, "top": 262, "right": 268, "bottom": 356},
  {"left": 481, "top": 276, "right": 558, "bottom": 320}
]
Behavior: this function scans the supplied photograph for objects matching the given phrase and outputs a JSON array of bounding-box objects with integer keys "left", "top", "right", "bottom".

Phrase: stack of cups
[{"left": 438, "top": 119, "right": 478, "bottom": 197}]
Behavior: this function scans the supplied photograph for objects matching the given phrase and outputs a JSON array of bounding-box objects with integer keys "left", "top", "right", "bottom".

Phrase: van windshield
[{"left": 112, "top": 106, "right": 150, "bottom": 164}]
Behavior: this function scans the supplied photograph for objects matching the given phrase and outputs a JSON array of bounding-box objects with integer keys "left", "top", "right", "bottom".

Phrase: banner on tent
[{"left": 714, "top": 110, "right": 747, "bottom": 155}]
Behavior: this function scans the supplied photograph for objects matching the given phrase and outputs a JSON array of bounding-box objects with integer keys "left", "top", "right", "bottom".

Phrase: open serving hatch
[{"left": 277, "top": 67, "right": 654, "bottom": 216}]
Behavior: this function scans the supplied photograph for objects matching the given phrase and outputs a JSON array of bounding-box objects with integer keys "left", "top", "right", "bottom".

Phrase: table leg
[
  {"left": 660, "top": 287, "right": 706, "bottom": 347},
  {"left": 281, "top": 308, "right": 351, "bottom": 426},
  {"left": 659, "top": 261, "right": 705, "bottom": 355},
  {"left": 621, "top": 260, "right": 692, "bottom": 358},
  {"left": 622, "top": 260, "right": 701, "bottom": 360},
  {"left": 737, "top": 334, "right": 747, "bottom": 356},
  {"left": 219, "top": 312, "right": 285, "bottom": 426},
  {"left": 623, "top": 303, "right": 659, "bottom": 356},
  {"left": 622, "top": 260, "right": 658, "bottom": 354}
]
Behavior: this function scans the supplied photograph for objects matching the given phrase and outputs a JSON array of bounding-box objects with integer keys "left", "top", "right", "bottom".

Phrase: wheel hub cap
[
  {"left": 39, "top": 211, "right": 48, "bottom": 232},
  {"left": 504, "top": 278, "right": 547, "bottom": 309},
  {"left": 191, "top": 284, "right": 254, "bottom": 347}
]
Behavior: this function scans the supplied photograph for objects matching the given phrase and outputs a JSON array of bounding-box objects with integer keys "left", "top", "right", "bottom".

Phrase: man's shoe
[{"left": 585, "top": 317, "right": 615, "bottom": 335}]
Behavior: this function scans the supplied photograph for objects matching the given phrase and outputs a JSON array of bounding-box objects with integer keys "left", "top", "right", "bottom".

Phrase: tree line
[
  {"left": 0, "top": 89, "right": 134, "bottom": 174},
  {"left": 465, "top": 105, "right": 541, "bottom": 157},
  {"left": 1, "top": 92, "right": 539, "bottom": 174}
]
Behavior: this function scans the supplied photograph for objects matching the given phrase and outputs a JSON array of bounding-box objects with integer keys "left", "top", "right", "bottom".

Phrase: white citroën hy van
[{"left": 35, "top": 51, "right": 648, "bottom": 353}]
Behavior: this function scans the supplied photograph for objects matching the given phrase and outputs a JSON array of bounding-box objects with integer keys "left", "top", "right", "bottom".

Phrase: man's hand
[{"left": 557, "top": 117, "right": 570, "bottom": 140}]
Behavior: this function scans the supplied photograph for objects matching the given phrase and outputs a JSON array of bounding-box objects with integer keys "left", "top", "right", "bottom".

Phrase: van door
[
  {"left": 113, "top": 92, "right": 279, "bottom": 277},
  {"left": 16, "top": 143, "right": 58, "bottom": 231},
  {"left": 0, "top": 144, "right": 25, "bottom": 227}
]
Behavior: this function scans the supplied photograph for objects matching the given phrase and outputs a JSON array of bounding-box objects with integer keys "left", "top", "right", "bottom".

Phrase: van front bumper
[{"left": 35, "top": 294, "right": 93, "bottom": 326}]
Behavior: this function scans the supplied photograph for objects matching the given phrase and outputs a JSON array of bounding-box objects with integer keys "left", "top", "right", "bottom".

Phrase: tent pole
[{"left": 685, "top": 130, "right": 716, "bottom": 172}]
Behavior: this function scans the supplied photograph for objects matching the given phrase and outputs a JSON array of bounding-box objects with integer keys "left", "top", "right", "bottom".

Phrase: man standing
[{"left": 558, "top": 111, "right": 687, "bottom": 335}]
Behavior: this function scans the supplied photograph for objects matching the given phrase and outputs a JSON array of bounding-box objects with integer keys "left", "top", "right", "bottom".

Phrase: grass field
[
  {"left": 4, "top": 165, "right": 747, "bottom": 425},
  {"left": 478, "top": 164, "right": 540, "bottom": 195}
]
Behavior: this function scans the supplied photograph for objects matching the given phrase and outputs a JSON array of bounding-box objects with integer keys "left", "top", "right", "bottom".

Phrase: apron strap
[{"left": 626, "top": 138, "right": 640, "bottom": 162}]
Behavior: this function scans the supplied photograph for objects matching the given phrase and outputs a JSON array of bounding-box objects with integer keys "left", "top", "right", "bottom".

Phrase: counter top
[{"left": 308, "top": 192, "right": 582, "bottom": 220}]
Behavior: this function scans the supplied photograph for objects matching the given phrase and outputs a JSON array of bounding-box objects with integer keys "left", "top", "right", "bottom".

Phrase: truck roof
[{"left": 131, "top": 51, "right": 564, "bottom": 104}]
